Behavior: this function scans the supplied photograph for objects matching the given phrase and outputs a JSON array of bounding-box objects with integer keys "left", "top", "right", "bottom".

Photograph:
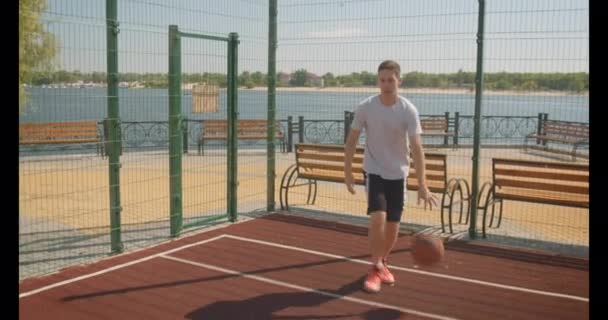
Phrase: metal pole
[
  {"left": 267, "top": 0, "right": 277, "bottom": 212},
  {"left": 227, "top": 32, "right": 239, "bottom": 222},
  {"left": 469, "top": 0, "right": 486, "bottom": 239},
  {"left": 344, "top": 111, "right": 352, "bottom": 144},
  {"left": 444, "top": 112, "right": 450, "bottom": 145},
  {"left": 298, "top": 116, "right": 304, "bottom": 143},
  {"left": 169, "top": 25, "right": 183, "bottom": 237},
  {"left": 183, "top": 120, "right": 188, "bottom": 154},
  {"left": 454, "top": 112, "right": 460, "bottom": 146},
  {"left": 106, "top": 0, "right": 123, "bottom": 253},
  {"left": 542, "top": 113, "right": 549, "bottom": 147},
  {"left": 287, "top": 116, "right": 293, "bottom": 152}
]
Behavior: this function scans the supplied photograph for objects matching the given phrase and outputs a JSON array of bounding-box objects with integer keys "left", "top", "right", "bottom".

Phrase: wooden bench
[
  {"left": 420, "top": 116, "right": 455, "bottom": 146},
  {"left": 478, "top": 158, "right": 588, "bottom": 237},
  {"left": 198, "top": 119, "right": 286, "bottom": 155},
  {"left": 524, "top": 120, "right": 588, "bottom": 161},
  {"left": 19, "top": 121, "right": 103, "bottom": 156},
  {"left": 280, "top": 143, "right": 471, "bottom": 233}
]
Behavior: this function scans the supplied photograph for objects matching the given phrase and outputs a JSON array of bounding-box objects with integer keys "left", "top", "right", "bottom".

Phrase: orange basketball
[{"left": 411, "top": 235, "right": 444, "bottom": 266}]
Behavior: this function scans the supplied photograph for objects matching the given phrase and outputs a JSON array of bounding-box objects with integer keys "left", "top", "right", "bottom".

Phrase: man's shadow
[{"left": 184, "top": 276, "right": 404, "bottom": 320}]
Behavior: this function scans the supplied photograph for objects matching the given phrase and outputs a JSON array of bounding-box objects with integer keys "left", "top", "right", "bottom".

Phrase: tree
[
  {"left": 19, "top": 0, "right": 57, "bottom": 111},
  {"left": 52, "top": 70, "right": 74, "bottom": 83},
  {"left": 519, "top": 80, "right": 539, "bottom": 91},
  {"left": 91, "top": 71, "right": 105, "bottom": 83},
  {"left": 251, "top": 71, "right": 265, "bottom": 86},
  {"left": 290, "top": 69, "right": 308, "bottom": 86},
  {"left": 238, "top": 71, "right": 251, "bottom": 87},
  {"left": 360, "top": 71, "right": 376, "bottom": 86},
  {"left": 403, "top": 72, "right": 423, "bottom": 87},
  {"left": 322, "top": 72, "right": 337, "bottom": 86}
]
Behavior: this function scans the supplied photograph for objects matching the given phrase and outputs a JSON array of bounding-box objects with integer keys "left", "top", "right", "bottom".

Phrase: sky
[{"left": 41, "top": 0, "right": 589, "bottom": 75}]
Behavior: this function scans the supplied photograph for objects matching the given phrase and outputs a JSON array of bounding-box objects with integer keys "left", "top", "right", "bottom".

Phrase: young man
[{"left": 344, "top": 60, "right": 439, "bottom": 293}]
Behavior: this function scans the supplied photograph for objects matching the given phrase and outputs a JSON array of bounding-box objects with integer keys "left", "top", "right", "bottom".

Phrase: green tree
[
  {"left": 290, "top": 69, "right": 308, "bottom": 86},
  {"left": 567, "top": 73, "right": 585, "bottom": 92},
  {"left": 238, "top": 71, "right": 251, "bottom": 87},
  {"left": 19, "top": 0, "right": 57, "bottom": 111},
  {"left": 360, "top": 71, "right": 376, "bottom": 86},
  {"left": 403, "top": 72, "right": 423, "bottom": 87},
  {"left": 91, "top": 71, "right": 105, "bottom": 83},
  {"left": 52, "top": 70, "right": 75, "bottom": 83},
  {"left": 251, "top": 71, "right": 265, "bottom": 86},
  {"left": 519, "top": 80, "right": 539, "bottom": 91},
  {"left": 322, "top": 72, "right": 337, "bottom": 86}
]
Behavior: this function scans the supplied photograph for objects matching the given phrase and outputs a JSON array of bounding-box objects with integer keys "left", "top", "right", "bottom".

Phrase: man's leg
[
  {"left": 377, "top": 178, "right": 405, "bottom": 285},
  {"left": 363, "top": 174, "right": 388, "bottom": 293},
  {"left": 383, "top": 178, "right": 405, "bottom": 262},
  {"left": 368, "top": 211, "right": 387, "bottom": 267},
  {"left": 364, "top": 211, "right": 386, "bottom": 293},
  {"left": 382, "top": 221, "right": 400, "bottom": 262}
]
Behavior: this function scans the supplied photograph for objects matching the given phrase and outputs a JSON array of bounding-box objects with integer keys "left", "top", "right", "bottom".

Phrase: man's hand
[
  {"left": 345, "top": 171, "right": 356, "bottom": 195},
  {"left": 417, "top": 185, "right": 439, "bottom": 210}
]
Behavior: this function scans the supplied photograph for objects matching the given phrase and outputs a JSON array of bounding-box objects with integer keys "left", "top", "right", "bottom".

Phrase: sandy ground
[{"left": 19, "top": 146, "right": 588, "bottom": 248}]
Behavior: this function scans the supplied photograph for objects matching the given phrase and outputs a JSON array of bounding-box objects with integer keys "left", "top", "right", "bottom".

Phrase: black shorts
[{"left": 363, "top": 171, "right": 405, "bottom": 222}]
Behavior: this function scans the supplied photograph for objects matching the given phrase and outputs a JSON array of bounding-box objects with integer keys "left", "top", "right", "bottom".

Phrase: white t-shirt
[{"left": 351, "top": 94, "right": 422, "bottom": 180}]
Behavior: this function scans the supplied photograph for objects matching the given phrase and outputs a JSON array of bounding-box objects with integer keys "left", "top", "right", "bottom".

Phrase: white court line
[
  {"left": 19, "top": 234, "right": 227, "bottom": 299},
  {"left": 222, "top": 234, "right": 589, "bottom": 303},
  {"left": 160, "top": 254, "right": 460, "bottom": 320},
  {"left": 20, "top": 232, "right": 589, "bottom": 304}
]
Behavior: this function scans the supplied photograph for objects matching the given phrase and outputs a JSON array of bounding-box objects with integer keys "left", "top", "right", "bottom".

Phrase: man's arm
[
  {"left": 344, "top": 128, "right": 361, "bottom": 194},
  {"left": 410, "top": 134, "right": 427, "bottom": 187},
  {"left": 410, "top": 134, "right": 439, "bottom": 209}
]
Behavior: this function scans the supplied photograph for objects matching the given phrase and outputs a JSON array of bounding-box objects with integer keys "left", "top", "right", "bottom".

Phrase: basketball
[{"left": 411, "top": 235, "right": 444, "bottom": 266}]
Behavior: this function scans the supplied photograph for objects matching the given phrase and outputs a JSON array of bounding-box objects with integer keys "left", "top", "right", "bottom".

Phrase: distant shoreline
[
  {"left": 28, "top": 85, "right": 588, "bottom": 97},
  {"left": 247, "top": 86, "right": 588, "bottom": 97}
]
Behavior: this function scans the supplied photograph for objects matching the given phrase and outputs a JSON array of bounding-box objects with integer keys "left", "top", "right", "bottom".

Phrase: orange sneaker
[
  {"left": 378, "top": 260, "right": 395, "bottom": 286},
  {"left": 363, "top": 267, "right": 382, "bottom": 293}
]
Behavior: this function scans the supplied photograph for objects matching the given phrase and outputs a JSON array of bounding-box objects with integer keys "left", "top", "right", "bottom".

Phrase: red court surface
[{"left": 19, "top": 212, "right": 589, "bottom": 320}]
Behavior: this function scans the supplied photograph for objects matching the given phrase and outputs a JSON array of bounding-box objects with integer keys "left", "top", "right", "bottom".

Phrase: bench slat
[
  {"left": 20, "top": 139, "right": 99, "bottom": 144},
  {"left": 21, "top": 127, "right": 98, "bottom": 132},
  {"left": 298, "top": 162, "right": 364, "bottom": 174},
  {"left": 493, "top": 158, "right": 588, "bottom": 171},
  {"left": 20, "top": 122, "right": 100, "bottom": 145},
  {"left": 421, "top": 124, "right": 448, "bottom": 130},
  {"left": 544, "top": 129, "right": 588, "bottom": 137},
  {"left": 405, "top": 173, "right": 446, "bottom": 182},
  {"left": 420, "top": 118, "right": 450, "bottom": 137},
  {"left": 21, "top": 131, "right": 98, "bottom": 137},
  {"left": 299, "top": 172, "right": 364, "bottom": 185},
  {"left": 495, "top": 189, "right": 588, "bottom": 208},
  {"left": 421, "top": 132, "right": 454, "bottom": 137},
  {"left": 201, "top": 120, "right": 284, "bottom": 140},
  {"left": 540, "top": 121, "right": 589, "bottom": 139},
  {"left": 495, "top": 178, "right": 588, "bottom": 195},
  {"left": 297, "top": 153, "right": 364, "bottom": 164},
  {"left": 494, "top": 168, "right": 588, "bottom": 182},
  {"left": 409, "top": 164, "right": 447, "bottom": 172},
  {"left": 406, "top": 180, "right": 447, "bottom": 193},
  {"left": 296, "top": 144, "right": 365, "bottom": 155},
  {"left": 527, "top": 134, "right": 586, "bottom": 144}
]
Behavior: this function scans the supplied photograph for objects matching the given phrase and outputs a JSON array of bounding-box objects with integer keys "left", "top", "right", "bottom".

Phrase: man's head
[{"left": 377, "top": 60, "right": 402, "bottom": 95}]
